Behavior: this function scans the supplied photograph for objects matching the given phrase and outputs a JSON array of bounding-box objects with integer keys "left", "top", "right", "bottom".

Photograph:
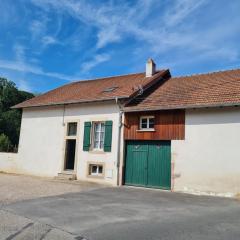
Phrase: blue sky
[{"left": 0, "top": 0, "right": 240, "bottom": 93}]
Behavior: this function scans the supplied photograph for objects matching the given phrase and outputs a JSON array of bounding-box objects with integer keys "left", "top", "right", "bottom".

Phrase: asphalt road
[{"left": 1, "top": 187, "right": 240, "bottom": 240}]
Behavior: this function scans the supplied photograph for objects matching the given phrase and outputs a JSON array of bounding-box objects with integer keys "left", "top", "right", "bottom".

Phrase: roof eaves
[
  {"left": 123, "top": 102, "right": 240, "bottom": 112},
  {"left": 12, "top": 96, "right": 129, "bottom": 109}
]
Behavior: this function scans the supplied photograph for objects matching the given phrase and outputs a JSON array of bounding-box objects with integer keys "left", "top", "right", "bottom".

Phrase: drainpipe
[
  {"left": 115, "top": 97, "right": 123, "bottom": 186},
  {"left": 62, "top": 104, "right": 66, "bottom": 126}
]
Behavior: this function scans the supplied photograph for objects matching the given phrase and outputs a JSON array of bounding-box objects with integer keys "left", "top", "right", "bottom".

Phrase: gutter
[
  {"left": 115, "top": 97, "right": 123, "bottom": 186},
  {"left": 12, "top": 97, "right": 128, "bottom": 109},
  {"left": 123, "top": 102, "right": 240, "bottom": 112}
]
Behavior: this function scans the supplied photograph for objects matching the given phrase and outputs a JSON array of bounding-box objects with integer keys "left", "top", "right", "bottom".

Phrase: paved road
[{"left": 1, "top": 187, "right": 240, "bottom": 240}]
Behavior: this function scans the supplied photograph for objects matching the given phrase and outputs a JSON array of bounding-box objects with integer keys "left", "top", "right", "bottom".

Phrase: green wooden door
[
  {"left": 125, "top": 140, "right": 171, "bottom": 189},
  {"left": 125, "top": 141, "right": 148, "bottom": 186},
  {"left": 147, "top": 141, "right": 171, "bottom": 189}
]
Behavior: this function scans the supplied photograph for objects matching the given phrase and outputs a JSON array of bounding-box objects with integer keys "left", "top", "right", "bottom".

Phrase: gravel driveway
[
  {"left": 0, "top": 173, "right": 103, "bottom": 205},
  {"left": 0, "top": 173, "right": 105, "bottom": 239}
]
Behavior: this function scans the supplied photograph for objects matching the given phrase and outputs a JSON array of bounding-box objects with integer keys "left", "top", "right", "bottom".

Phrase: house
[
  {"left": 8, "top": 59, "right": 240, "bottom": 196},
  {"left": 12, "top": 60, "right": 169, "bottom": 186}
]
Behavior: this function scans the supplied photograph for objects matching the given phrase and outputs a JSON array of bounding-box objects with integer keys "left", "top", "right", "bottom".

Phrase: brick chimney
[{"left": 146, "top": 58, "right": 156, "bottom": 77}]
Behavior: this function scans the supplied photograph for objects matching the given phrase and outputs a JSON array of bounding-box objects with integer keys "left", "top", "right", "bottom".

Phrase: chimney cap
[{"left": 147, "top": 58, "right": 155, "bottom": 63}]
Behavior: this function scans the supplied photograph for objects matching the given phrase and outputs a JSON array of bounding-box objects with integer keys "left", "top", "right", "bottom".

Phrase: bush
[{"left": 0, "top": 133, "right": 12, "bottom": 152}]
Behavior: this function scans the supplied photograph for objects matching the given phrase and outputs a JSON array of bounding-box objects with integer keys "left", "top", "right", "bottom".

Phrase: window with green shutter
[
  {"left": 83, "top": 122, "right": 91, "bottom": 151},
  {"left": 92, "top": 122, "right": 105, "bottom": 150},
  {"left": 104, "top": 121, "right": 113, "bottom": 152}
]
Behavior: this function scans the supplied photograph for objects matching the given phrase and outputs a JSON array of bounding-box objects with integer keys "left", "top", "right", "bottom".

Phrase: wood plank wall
[{"left": 124, "top": 110, "right": 185, "bottom": 140}]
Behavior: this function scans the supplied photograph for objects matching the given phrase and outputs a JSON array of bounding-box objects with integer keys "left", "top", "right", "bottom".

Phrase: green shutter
[
  {"left": 104, "top": 120, "right": 113, "bottom": 152},
  {"left": 83, "top": 122, "right": 91, "bottom": 151}
]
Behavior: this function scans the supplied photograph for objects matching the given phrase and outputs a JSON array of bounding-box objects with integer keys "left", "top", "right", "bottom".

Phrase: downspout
[
  {"left": 62, "top": 104, "right": 66, "bottom": 126},
  {"left": 115, "top": 97, "right": 123, "bottom": 186}
]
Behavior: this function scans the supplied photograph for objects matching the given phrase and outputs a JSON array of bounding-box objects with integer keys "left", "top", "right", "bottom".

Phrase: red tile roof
[
  {"left": 124, "top": 69, "right": 240, "bottom": 111},
  {"left": 13, "top": 70, "right": 168, "bottom": 108}
]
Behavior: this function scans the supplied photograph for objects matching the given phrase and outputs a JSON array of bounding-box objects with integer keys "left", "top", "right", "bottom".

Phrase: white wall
[
  {"left": 172, "top": 107, "right": 240, "bottom": 197},
  {"left": 17, "top": 102, "right": 120, "bottom": 185},
  {"left": 64, "top": 102, "right": 120, "bottom": 185},
  {"left": 17, "top": 106, "right": 64, "bottom": 177},
  {"left": 0, "top": 152, "right": 18, "bottom": 173}
]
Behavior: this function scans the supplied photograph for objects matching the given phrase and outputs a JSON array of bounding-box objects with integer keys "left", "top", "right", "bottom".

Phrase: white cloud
[
  {"left": 41, "top": 35, "right": 58, "bottom": 46},
  {"left": 0, "top": 42, "right": 76, "bottom": 81},
  {"left": 0, "top": 59, "right": 76, "bottom": 81},
  {"left": 29, "top": 19, "right": 47, "bottom": 39},
  {"left": 29, "top": 15, "right": 62, "bottom": 48},
  {"left": 29, "top": 0, "right": 210, "bottom": 53},
  {"left": 30, "top": 0, "right": 155, "bottom": 49},
  {"left": 13, "top": 44, "right": 26, "bottom": 62},
  {"left": 31, "top": 0, "right": 239, "bottom": 73},
  {"left": 2, "top": 0, "right": 238, "bottom": 85},
  {"left": 18, "top": 79, "right": 33, "bottom": 92},
  {"left": 81, "top": 54, "right": 111, "bottom": 72},
  {"left": 164, "top": 0, "right": 207, "bottom": 27}
]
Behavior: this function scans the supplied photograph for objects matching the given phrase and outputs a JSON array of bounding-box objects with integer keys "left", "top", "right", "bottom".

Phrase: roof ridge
[
  {"left": 71, "top": 71, "right": 145, "bottom": 84},
  {"left": 34, "top": 71, "right": 146, "bottom": 95},
  {"left": 71, "top": 69, "right": 166, "bottom": 84},
  {"left": 172, "top": 67, "right": 240, "bottom": 79}
]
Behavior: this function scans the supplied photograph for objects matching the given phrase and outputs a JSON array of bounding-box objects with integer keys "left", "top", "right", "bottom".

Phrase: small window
[
  {"left": 93, "top": 122, "right": 105, "bottom": 150},
  {"left": 140, "top": 116, "right": 155, "bottom": 130},
  {"left": 67, "top": 122, "right": 77, "bottom": 136},
  {"left": 89, "top": 164, "right": 103, "bottom": 176}
]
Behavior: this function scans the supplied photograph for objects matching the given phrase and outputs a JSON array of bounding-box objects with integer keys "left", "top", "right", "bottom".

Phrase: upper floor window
[
  {"left": 83, "top": 120, "right": 112, "bottom": 152},
  {"left": 93, "top": 122, "right": 105, "bottom": 150},
  {"left": 140, "top": 116, "right": 155, "bottom": 130},
  {"left": 67, "top": 122, "right": 77, "bottom": 136}
]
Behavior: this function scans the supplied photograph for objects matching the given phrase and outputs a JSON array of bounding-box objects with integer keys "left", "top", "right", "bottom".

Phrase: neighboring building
[{"left": 5, "top": 60, "right": 240, "bottom": 197}]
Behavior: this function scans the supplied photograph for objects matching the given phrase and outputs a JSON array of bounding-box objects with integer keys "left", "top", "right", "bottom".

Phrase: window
[
  {"left": 89, "top": 164, "right": 103, "bottom": 176},
  {"left": 67, "top": 122, "right": 77, "bottom": 136},
  {"left": 102, "top": 86, "right": 118, "bottom": 93},
  {"left": 93, "top": 122, "right": 105, "bottom": 150},
  {"left": 140, "top": 116, "right": 155, "bottom": 130}
]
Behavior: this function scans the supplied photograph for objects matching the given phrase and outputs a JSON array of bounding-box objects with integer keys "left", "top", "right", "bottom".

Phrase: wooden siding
[{"left": 124, "top": 110, "right": 185, "bottom": 140}]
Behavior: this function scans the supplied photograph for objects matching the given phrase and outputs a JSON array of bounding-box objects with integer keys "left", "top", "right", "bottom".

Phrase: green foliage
[
  {"left": 0, "top": 77, "right": 34, "bottom": 151},
  {"left": 0, "top": 134, "right": 12, "bottom": 152}
]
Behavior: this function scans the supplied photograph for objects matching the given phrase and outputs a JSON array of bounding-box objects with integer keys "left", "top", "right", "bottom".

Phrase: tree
[
  {"left": 0, "top": 134, "right": 12, "bottom": 152},
  {"left": 0, "top": 77, "right": 34, "bottom": 151}
]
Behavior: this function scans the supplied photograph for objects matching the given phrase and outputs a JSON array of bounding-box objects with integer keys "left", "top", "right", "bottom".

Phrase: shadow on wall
[{"left": 22, "top": 101, "right": 119, "bottom": 119}]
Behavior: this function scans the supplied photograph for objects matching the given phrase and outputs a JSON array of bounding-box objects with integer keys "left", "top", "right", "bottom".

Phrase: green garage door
[{"left": 125, "top": 140, "right": 171, "bottom": 189}]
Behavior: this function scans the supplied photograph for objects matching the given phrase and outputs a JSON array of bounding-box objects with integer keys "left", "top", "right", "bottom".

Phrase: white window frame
[
  {"left": 139, "top": 116, "right": 155, "bottom": 130},
  {"left": 89, "top": 164, "right": 103, "bottom": 176},
  {"left": 92, "top": 122, "right": 105, "bottom": 151},
  {"left": 87, "top": 162, "right": 105, "bottom": 178},
  {"left": 66, "top": 122, "right": 78, "bottom": 137}
]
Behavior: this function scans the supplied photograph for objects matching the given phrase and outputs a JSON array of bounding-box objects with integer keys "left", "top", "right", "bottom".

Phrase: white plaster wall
[
  {"left": 17, "top": 102, "right": 120, "bottom": 185},
  {"left": 64, "top": 102, "right": 120, "bottom": 185},
  {"left": 172, "top": 107, "right": 240, "bottom": 196},
  {"left": 17, "top": 106, "right": 64, "bottom": 177},
  {"left": 0, "top": 152, "right": 18, "bottom": 173}
]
